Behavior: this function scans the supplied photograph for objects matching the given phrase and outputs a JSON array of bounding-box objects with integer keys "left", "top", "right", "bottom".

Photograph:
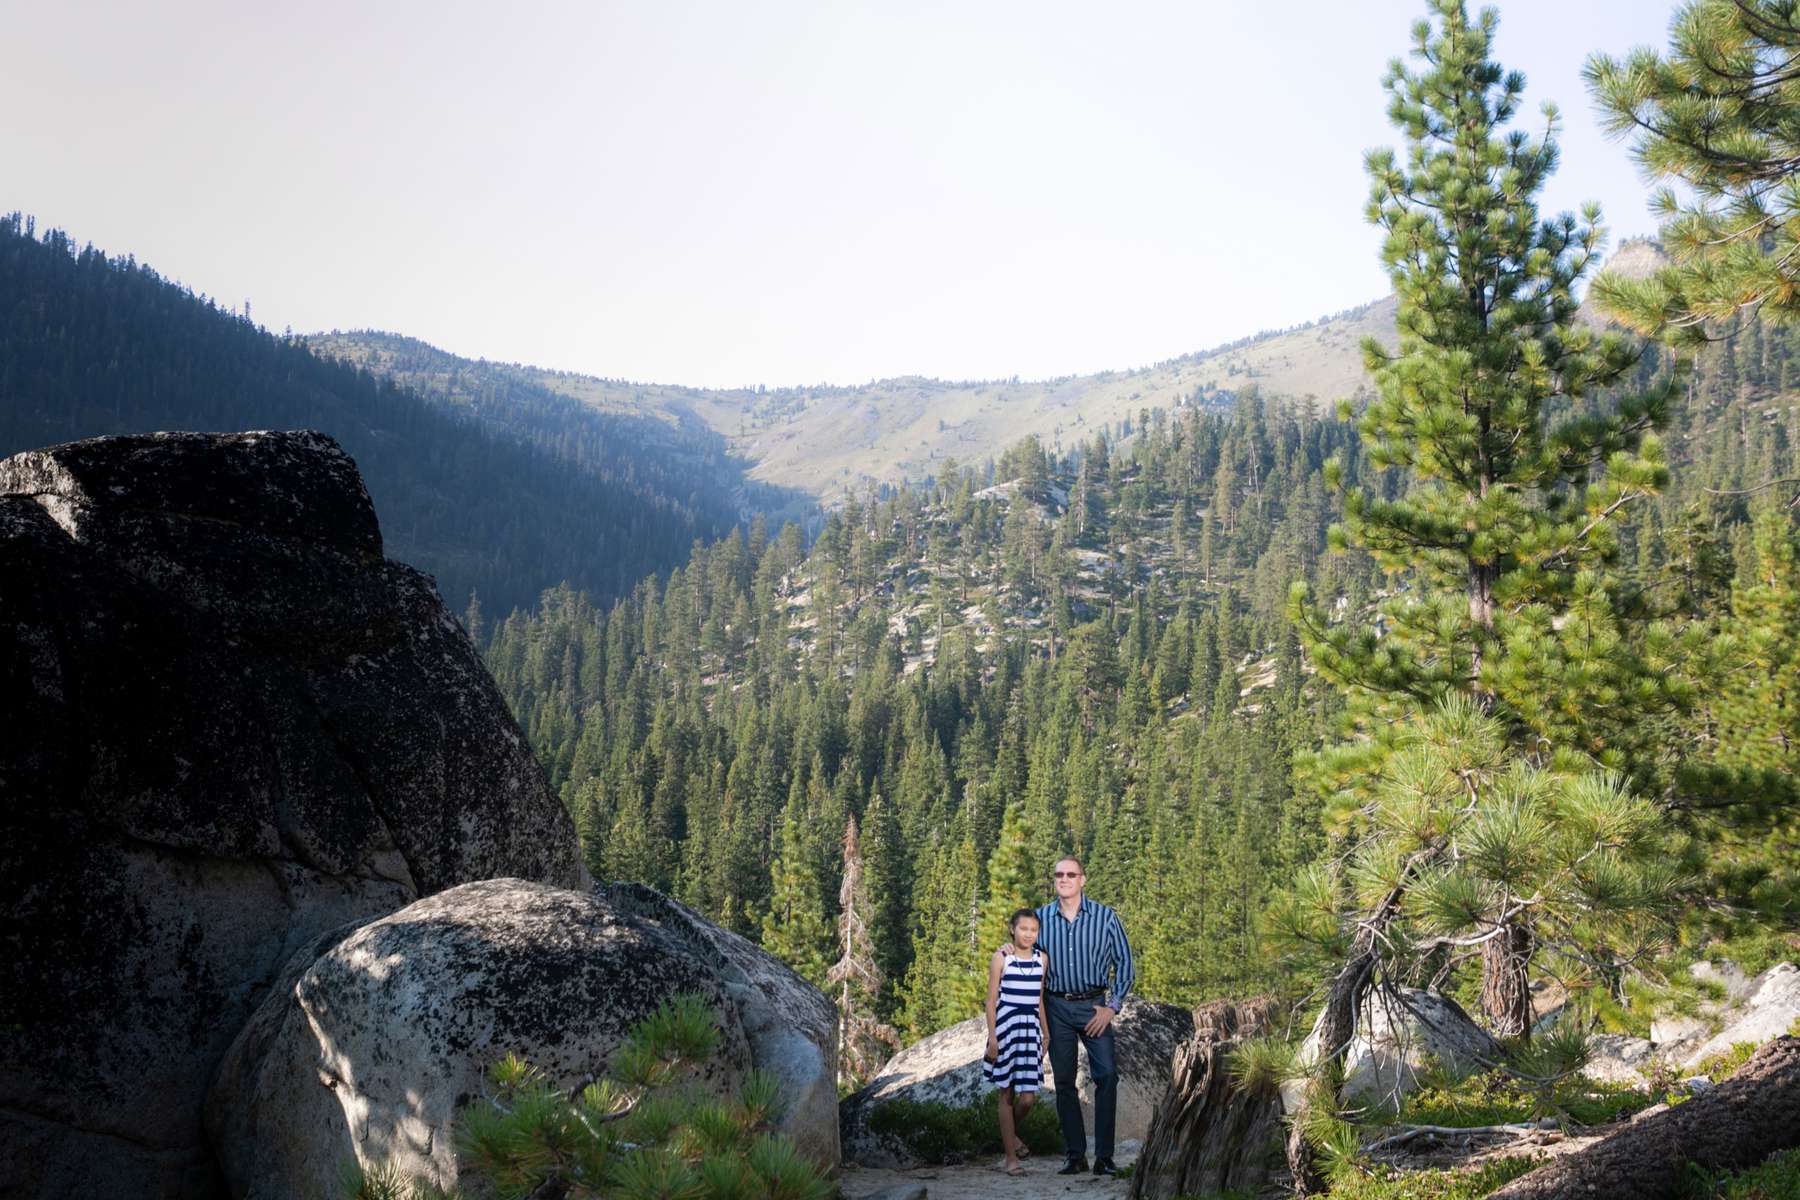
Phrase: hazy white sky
[{"left": 6, "top": 1, "right": 1674, "bottom": 389}]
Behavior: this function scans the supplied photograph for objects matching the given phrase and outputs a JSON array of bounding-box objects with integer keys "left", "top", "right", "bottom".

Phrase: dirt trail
[{"left": 838, "top": 1144, "right": 1140, "bottom": 1200}]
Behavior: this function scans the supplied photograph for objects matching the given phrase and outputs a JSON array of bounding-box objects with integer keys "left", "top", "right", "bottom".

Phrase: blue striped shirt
[{"left": 1035, "top": 896, "right": 1135, "bottom": 1010}]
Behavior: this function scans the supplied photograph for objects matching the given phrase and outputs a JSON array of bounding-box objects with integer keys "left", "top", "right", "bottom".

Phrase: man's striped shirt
[{"left": 1034, "top": 895, "right": 1135, "bottom": 1011}]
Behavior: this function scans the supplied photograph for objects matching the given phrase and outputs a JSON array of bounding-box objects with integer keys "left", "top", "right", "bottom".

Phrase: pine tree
[
  {"left": 1289, "top": 0, "right": 1678, "bottom": 1042},
  {"left": 761, "top": 797, "right": 832, "bottom": 988},
  {"left": 859, "top": 793, "right": 909, "bottom": 1017},
  {"left": 1587, "top": 1, "right": 1800, "bottom": 336},
  {"left": 1716, "top": 510, "right": 1800, "bottom": 776},
  {"left": 978, "top": 801, "right": 1038, "bottom": 959},
  {"left": 1682, "top": 510, "right": 1800, "bottom": 929}
]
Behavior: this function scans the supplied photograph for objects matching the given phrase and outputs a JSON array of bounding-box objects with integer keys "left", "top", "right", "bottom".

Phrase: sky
[{"left": 5, "top": 1, "right": 1678, "bottom": 390}]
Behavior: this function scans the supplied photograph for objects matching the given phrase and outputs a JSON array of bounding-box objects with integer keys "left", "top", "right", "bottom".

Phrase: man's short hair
[{"left": 1052, "top": 854, "right": 1084, "bottom": 877}]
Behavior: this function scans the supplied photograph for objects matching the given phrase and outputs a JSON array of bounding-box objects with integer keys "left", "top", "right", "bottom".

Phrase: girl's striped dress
[{"left": 985, "top": 948, "right": 1045, "bottom": 1092}]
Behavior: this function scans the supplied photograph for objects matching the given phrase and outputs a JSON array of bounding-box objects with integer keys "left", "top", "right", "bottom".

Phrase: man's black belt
[{"left": 1048, "top": 988, "right": 1105, "bottom": 1001}]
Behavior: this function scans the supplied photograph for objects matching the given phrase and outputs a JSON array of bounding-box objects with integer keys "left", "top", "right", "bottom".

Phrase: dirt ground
[{"left": 837, "top": 1141, "right": 1141, "bottom": 1200}]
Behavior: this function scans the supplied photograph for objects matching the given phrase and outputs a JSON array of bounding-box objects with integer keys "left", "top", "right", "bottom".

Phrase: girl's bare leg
[
  {"left": 1012, "top": 1091, "right": 1036, "bottom": 1157},
  {"left": 997, "top": 1087, "right": 1020, "bottom": 1169}
]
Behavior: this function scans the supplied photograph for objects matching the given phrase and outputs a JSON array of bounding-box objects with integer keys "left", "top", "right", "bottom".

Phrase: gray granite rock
[
  {"left": 1651, "top": 1014, "right": 1712, "bottom": 1047},
  {"left": 1683, "top": 962, "right": 1800, "bottom": 1070},
  {"left": 840, "top": 998, "right": 1194, "bottom": 1168},
  {"left": 1689, "top": 960, "right": 1753, "bottom": 1003},
  {"left": 0, "top": 431, "right": 581, "bottom": 1199},
  {"left": 1584, "top": 1034, "right": 1657, "bottom": 1086},
  {"left": 1297, "top": 987, "right": 1502, "bottom": 1106},
  {"left": 594, "top": 881, "right": 840, "bottom": 1165},
  {"left": 208, "top": 879, "right": 837, "bottom": 1198}
]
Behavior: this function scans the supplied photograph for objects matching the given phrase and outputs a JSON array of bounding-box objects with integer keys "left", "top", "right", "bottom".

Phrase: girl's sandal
[{"left": 1005, "top": 1164, "right": 1027, "bottom": 1176}]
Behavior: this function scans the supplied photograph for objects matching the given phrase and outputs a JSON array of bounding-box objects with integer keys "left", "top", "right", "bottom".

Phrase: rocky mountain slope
[
  {"left": 315, "top": 241, "right": 1676, "bottom": 503},
  {"left": 310, "top": 296, "right": 1399, "bottom": 501}
]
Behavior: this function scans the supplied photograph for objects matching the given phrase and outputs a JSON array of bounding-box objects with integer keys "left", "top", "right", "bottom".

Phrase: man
[{"left": 1034, "top": 854, "right": 1135, "bottom": 1177}]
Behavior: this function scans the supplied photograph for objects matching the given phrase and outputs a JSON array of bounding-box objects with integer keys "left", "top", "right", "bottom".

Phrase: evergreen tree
[
  {"left": 1290, "top": 0, "right": 1678, "bottom": 1040},
  {"left": 761, "top": 798, "right": 833, "bottom": 988}
]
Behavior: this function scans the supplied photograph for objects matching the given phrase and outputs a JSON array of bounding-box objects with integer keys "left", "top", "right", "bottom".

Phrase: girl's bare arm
[
  {"left": 1038, "top": 950, "right": 1050, "bottom": 1043},
  {"left": 985, "top": 950, "right": 1006, "bottom": 1051}
]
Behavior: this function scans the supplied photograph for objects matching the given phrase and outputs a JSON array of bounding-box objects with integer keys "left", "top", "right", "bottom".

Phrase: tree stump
[
  {"left": 1128, "top": 997, "right": 1288, "bottom": 1200},
  {"left": 1489, "top": 1036, "right": 1800, "bottom": 1200}
]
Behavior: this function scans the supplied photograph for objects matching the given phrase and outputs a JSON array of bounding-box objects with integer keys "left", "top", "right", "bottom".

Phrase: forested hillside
[
  {"left": 486, "top": 298, "right": 1800, "bottom": 1060},
  {"left": 0, "top": 215, "right": 764, "bottom": 615},
  {"left": 303, "top": 331, "right": 812, "bottom": 528}
]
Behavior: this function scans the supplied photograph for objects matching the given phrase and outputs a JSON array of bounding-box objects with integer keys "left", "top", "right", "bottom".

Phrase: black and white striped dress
[{"left": 985, "top": 949, "right": 1045, "bottom": 1092}]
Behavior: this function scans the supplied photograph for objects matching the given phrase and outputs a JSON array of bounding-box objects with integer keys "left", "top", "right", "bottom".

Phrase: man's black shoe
[
  {"left": 1092, "top": 1158, "right": 1117, "bottom": 1177},
  {"left": 1057, "top": 1157, "right": 1089, "bottom": 1175}
]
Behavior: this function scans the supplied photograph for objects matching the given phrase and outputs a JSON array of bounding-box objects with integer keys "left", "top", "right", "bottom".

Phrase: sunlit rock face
[
  {"left": 207, "top": 879, "right": 840, "bottom": 1199},
  {"left": 0, "top": 430, "right": 580, "bottom": 1199}
]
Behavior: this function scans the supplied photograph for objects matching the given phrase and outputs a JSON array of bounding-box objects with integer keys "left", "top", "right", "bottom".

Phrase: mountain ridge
[
  {"left": 310, "top": 239, "right": 1665, "bottom": 502},
  {"left": 308, "top": 294, "right": 1401, "bottom": 500}
]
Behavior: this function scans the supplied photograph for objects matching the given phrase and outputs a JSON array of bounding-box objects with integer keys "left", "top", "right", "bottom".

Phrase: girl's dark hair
[{"left": 1009, "top": 907, "right": 1040, "bottom": 931}]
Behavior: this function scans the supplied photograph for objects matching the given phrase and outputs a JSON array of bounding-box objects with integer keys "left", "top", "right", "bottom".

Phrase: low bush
[{"left": 865, "top": 1092, "right": 1063, "bottom": 1162}]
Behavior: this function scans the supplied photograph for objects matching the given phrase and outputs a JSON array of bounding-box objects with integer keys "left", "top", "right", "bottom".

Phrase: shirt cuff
[{"left": 1103, "top": 991, "right": 1119, "bottom": 1012}]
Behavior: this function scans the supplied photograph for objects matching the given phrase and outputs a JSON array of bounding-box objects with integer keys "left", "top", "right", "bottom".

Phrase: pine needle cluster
[
  {"left": 447, "top": 993, "right": 831, "bottom": 1200},
  {"left": 1587, "top": 1, "right": 1800, "bottom": 338}
]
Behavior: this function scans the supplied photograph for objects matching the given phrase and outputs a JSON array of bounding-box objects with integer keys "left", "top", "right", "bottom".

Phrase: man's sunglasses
[{"left": 1053, "top": 871, "right": 1082, "bottom": 879}]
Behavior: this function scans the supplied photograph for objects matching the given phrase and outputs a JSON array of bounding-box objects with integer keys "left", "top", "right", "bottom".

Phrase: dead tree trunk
[
  {"left": 1490, "top": 1036, "right": 1800, "bottom": 1200},
  {"left": 1129, "top": 998, "right": 1285, "bottom": 1200}
]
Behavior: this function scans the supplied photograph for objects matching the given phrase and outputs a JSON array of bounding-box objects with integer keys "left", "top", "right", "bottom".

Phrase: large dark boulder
[
  {"left": 0, "top": 431, "right": 582, "bottom": 1199},
  {"left": 207, "top": 879, "right": 839, "bottom": 1199}
]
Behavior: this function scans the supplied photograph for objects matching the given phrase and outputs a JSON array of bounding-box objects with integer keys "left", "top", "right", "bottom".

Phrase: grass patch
[
  {"left": 1313, "top": 1156, "right": 1542, "bottom": 1200},
  {"left": 1692, "top": 1042, "right": 1761, "bottom": 1082},
  {"left": 1397, "top": 1070, "right": 1654, "bottom": 1130},
  {"left": 1680, "top": 1147, "right": 1800, "bottom": 1199},
  {"left": 865, "top": 1093, "right": 1062, "bottom": 1163}
]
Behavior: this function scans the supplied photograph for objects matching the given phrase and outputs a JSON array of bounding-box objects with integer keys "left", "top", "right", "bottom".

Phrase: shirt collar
[{"left": 1048, "top": 895, "right": 1091, "bottom": 923}]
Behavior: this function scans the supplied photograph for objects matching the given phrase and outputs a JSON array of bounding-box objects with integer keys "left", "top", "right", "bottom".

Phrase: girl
[{"left": 984, "top": 907, "right": 1049, "bottom": 1175}]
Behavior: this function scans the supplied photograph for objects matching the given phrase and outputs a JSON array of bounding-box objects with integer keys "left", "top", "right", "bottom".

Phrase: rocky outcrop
[
  {"left": 593, "top": 882, "right": 840, "bottom": 1165},
  {"left": 0, "top": 431, "right": 581, "bottom": 1199},
  {"left": 1130, "top": 998, "right": 1288, "bottom": 1200},
  {"left": 1297, "top": 987, "right": 1501, "bottom": 1106},
  {"left": 1682, "top": 962, "right": 1800, "bottom": 1070},
  {"left": 208, "top": 879, "right": 838, "bottom": 1198},
  {"left": 839, "top": 998, "right": 1194, "bottom": 1168},
  {"left": 1583, "top": 1034, "right": 1657, "bottom": 1086},
  {"left": 1491, "top": 1036, "right": 1800, "bottom": 1200}
]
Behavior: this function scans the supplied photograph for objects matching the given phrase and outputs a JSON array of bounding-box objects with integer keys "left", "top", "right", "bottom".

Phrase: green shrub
[
  {"left": 1693, "top": 1042, "right": 1761, "bottom": 1083},
  {"left": 865, "top": 1092, "right": 1063, "bottom": 1162},
  {"left": 338, "top": 1161, "right": 459, "bottom": 1200}
]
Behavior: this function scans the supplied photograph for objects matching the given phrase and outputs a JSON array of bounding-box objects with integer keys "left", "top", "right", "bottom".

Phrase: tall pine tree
[{"left": 1291, "top": 0, "right": 1678, "bottom": 1040}]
